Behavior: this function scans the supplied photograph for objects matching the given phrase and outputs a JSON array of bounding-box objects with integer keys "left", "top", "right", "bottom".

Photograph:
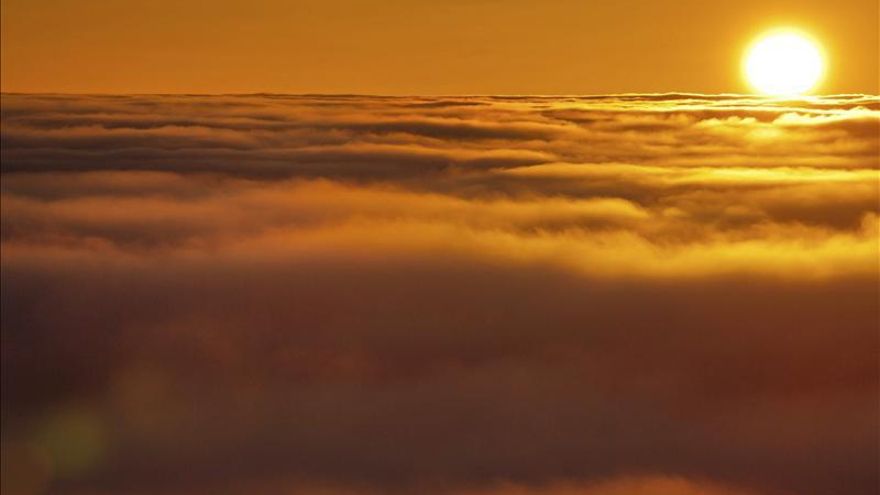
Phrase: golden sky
[
  {"left": 1, "top": 0, "right": 877, "bottom": 94},
  {"left": 1, "top": 1, "right": 879, "bottom": 493}
]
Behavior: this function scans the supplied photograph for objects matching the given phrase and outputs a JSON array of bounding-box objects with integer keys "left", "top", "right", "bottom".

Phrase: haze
[{"left": 1, "top": 0, "right": 878, "bottom": 94}]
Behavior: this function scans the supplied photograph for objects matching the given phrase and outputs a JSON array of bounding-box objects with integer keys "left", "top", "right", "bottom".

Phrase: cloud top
[{"left": 1, "top": 94, "right": 878, "bottom": 495}]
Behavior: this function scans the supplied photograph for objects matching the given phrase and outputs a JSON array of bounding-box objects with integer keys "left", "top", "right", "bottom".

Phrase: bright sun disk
[{"left": 743, "top": 29, "right": 825, "bottom": 96}]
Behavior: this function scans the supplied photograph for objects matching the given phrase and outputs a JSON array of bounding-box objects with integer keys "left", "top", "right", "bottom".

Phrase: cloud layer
[{"left": 1, "top": 93, "right": 878, "bottom": 495}]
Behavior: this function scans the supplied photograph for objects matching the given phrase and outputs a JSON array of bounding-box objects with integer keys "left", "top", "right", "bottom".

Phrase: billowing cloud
[{"left": 1, "top": 94, "right": 878, "bottom": 495}]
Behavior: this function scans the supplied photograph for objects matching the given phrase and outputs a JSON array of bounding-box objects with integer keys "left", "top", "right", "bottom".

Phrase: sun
[{"left": 743, "top": 29, "right": 825, "bottom": 96}]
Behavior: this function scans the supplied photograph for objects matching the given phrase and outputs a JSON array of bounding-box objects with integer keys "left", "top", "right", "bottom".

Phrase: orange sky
[{"left": 1, "top": 0, "right": 877, "bottom": 94}]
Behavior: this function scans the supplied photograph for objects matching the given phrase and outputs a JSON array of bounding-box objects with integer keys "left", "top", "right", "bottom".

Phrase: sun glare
[{"left": 744, "top": 29, "right": 825, "bottom": 96}]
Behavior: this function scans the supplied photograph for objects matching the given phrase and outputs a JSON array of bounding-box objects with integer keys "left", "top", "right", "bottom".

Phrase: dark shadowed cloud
[{"left": 1, "top": 94, "right": 878, "bottom": 495}]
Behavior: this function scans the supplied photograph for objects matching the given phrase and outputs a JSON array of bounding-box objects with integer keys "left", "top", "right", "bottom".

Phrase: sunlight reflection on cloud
[{"left": 1, "top": 94, "right": 877, "bottom": 495}]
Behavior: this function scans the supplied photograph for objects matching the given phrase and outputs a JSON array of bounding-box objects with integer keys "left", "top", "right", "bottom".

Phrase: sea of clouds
[{"left": 1, "top": 93, "right": 878, "bottom": 495}]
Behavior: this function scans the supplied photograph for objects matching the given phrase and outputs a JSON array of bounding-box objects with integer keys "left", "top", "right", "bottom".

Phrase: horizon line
[{"left": 2, "top": 91, "right": 877, "bottom": 99}]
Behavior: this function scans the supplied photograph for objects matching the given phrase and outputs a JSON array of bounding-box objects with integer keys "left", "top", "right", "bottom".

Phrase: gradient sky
[{"left": 1, "top": 0, "right": 878, "bottom": 94}]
